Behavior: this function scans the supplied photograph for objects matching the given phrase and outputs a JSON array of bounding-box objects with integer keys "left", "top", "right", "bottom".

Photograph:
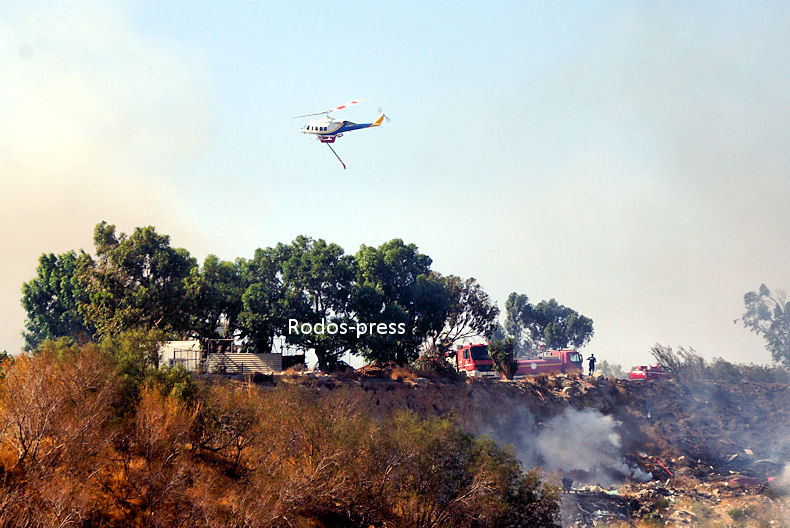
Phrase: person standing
[{"left": 587, "top": 353, "right": 596, "bottom": 376}]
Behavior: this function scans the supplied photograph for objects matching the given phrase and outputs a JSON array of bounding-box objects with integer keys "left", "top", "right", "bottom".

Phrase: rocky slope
[{"left": 279, "top": 369, "right": 790, "bottom": 526}]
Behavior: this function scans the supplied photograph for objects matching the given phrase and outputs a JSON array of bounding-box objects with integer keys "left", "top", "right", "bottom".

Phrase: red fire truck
[
  {"left": 455, "top": 343, "right": 583, "bottom": 378},
  {"left": 628, "top": 364, "right": 671, "bottom": 380}
]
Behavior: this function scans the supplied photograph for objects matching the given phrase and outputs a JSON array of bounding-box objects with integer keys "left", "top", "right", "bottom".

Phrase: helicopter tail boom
[{"left": 368, "top": 114, "right": 385, "bottom": 127}]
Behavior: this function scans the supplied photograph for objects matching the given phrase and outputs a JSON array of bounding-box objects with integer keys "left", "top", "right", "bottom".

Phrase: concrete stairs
[{"left": 205, "top": 352, "right": 282, "bottom": 375}]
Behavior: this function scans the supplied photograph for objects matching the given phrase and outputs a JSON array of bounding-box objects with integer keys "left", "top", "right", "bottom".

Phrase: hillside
[
  {"left": 284, "top": 369, "right": 790, "bottom": 526},
  {"left": 1, "top": 344, "right": 788, "bottom": 527}
]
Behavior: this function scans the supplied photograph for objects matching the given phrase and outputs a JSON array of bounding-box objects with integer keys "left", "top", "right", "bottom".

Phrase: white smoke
[
  {"left": 536, "top": 408, "right": 620, "bottom": 472},
  {"left": 537, "top": 408, "right": 650, "bottom": 485},
  {"left": 0, "top": 2, "right": 210, "bottom": 354},
  {"left": 491, "top": 407, "right": 651, "bottom": 486},
  {"left": 773, "top": 464, "right": 790, "bottom": 495}
]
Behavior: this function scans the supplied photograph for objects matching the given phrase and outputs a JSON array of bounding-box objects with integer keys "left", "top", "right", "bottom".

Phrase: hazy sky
[{"left": 2, "top": 1, "right": 789, "bottom": 367}]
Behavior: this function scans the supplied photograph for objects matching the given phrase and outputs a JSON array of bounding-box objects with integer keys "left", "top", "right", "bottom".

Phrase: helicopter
[{"left": 295, "top": 99, "right": 389, "bottom": 169}]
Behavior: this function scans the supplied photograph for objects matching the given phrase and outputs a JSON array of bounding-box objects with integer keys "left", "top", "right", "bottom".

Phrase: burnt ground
[
  {"left": 323, "top": 373, "right": 789, "bottom": 480},
  {"left": 275, "top": 370, "right": 790, "bottom": 526}
]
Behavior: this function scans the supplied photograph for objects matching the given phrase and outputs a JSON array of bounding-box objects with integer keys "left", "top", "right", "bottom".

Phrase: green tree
[
  {"left": 79, "top": 222, "right": 198, "bottom": 338},
  {"left": 98, "top": 328, "right": 167, "bottom": 409},
  {"left": 423, "top": 274, "right": 499, "bottom": 357},
  {"left": 237, "top": 247, "right": 285, "bottom": 354},
  {"left": 505, "top": 292, "right": 533, "bottom": 356},
  {"left": 489, "top": 337, "right": 518, "bottom": 379},
  {"left": 354, "top": 239, "right": 450, "bottom": 365},
  {"left": 0, "top": 350, "right": 10, "bottom": 380},
  {"left": 521, "top": 298, "right": 594, "bottom": 350},
  {"left": 739, "top": 284, "right": 790, "bottom": 367},
  {"left": 489, "top": 321, "right": 507, "bottom": 341},
  {"left": 597, "top": 359, "right": 626, "bottom": 379},
  {"left": 186, "top": 255, "right": 246, "bottom": 341},
  {"left": 280, "top": 236, "right": 356, "bottom": 371},
  {"left": 21, "top": 250, "right": 96, "bottom": 350}
]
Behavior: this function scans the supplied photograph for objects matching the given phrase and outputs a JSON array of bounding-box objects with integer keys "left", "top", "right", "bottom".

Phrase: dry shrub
[
  {"left": 86, "top": 387, "right": 200, "bottom": 527},
  {"left": 330, "top": 366, "right": 358, "bottom": 381},
  {"left": 236, "top": 385, "right": 560, "bottom": 527},
  {"left": 282, "top": 365, "right": 304, "bottom": 376},
  {"left": 0, "top": 343, "right": 119, "bottom": 526},
  {"left": 113, "top": 387, "right": 199, "bottom": 525},
  {"left": 650, "top": 343, "right": 790, "bottom": 384},
  {"left": 197, "top": 383, "right": 263, "bottom": 473},
  {"left": 650, "top": 344, "right": 705, "bottom": 383},
  {"left": 134, "top": 387, "right": 196, "bottom": 464},
  {"left": 412, "top": 355, "right": 463, "bottom": 381},
  {"left": 390, "top": 364, "right": 417, "bottom": 381},
  {"left": 358, "top": 361, "right": 420, "bottom": 381},
  {"left": 0, "top": 344, "right": 561, "bottom": 527},
  {"left": 284, "top": 363, "right": 306, "bottom": 373},
  {"left": 0, "top": 343, "right": 117, "bottom": 471}
]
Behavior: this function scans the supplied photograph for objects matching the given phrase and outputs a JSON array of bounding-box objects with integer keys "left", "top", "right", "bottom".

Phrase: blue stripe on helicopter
[{"left": 324, "top": 121, "right": 376, "bottom": 135}]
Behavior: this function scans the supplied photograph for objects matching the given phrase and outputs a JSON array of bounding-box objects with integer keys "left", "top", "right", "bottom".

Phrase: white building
[{"left": 157, "top": 340, "right": 289, "bottom": 375}]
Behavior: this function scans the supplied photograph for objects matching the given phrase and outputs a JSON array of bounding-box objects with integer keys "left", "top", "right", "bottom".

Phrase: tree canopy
[
  {"left": 423, "top": 274, "right": 500, "bottom": 357},
  {"left": 505, "top": 293, "right": 594, "bottom": 352},
  {"left": 353, "top": 239, "right": 450, "bottom": 365},
  {"left": 186, "top": 255, "right": 246, "bottom": 341},
  {"left": 237, "top": 247, "right": 285, "bottom": 355},
  {"left": 279, "top": 236, "right": 356, "bottom": 371},
  {"left": 79, "top": 222, "right": 198, "bottom": 338},
  {"left": 505, "top": 292, "right": 532, "bottom": 355},
  {"left": 20, "top": 251, "right": 94, "bottom": 351},
  {"left": 20, "top": 222, "right": 509, "bottom": 368},
  {"left": 739, "top": 284, "right": 790, "bottom": 367}
]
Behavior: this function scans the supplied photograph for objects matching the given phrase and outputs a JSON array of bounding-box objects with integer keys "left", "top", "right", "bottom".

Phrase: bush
[
  {"left": 0, "top": 344, "right": 120, "bottom": 526},
  {"left": 98, "top": 329, "right": 198, "bottom": 408},
  {"left": 651, "top": 343, "right": 790, "bottom": 385},
  {"left": 489, "top": 338, "right": 518, "bottom": 379},
  {"left": 413, "top": 354, "right": 463, "bottom": 380},
  {"left": 0, "top": 350, "right": 16, "bottom": 382},
  {"left": 707, "top": 358, "right": 790, "bottom": 384},
  {"left": 689, "top": 501, "right": 713, "bottom": 520},
  {"left": 651, "top": 344, "right": 705, "bottom": 382},
  {"left": 145, "top": 364, "right": 200, "bottom": 403},
  {"left": 728, "top": 505, "right": 753, "bottom": 522},
  {"left": 0, "top": 346, "right": 563, "bottom": 527},
  {"left": 598, "top": 359, "right": 627, "bottom": 379}
]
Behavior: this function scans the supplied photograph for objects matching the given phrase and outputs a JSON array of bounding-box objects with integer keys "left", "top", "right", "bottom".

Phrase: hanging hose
[{"left": 326, "top": 143, "right": 346, "bottom": 169}]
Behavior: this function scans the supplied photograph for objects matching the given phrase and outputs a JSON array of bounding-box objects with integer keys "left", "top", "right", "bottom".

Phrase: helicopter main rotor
[{"left": 293, "top": 98, "right": 364, "bottom": 119}]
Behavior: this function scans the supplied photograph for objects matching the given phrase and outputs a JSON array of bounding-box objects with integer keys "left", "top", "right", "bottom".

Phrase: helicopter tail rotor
[{"left": 377, "top": 107, "right": 392, "bottom": 122}]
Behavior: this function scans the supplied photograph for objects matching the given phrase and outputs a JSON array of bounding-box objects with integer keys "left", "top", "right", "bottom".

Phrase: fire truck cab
[{"left": 456, "top": 344, "right": 497, "bottom": 377}]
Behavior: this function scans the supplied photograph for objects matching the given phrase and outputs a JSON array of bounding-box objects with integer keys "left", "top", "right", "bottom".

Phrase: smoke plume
[{"left": 478, "top": 405, "right": 651, "bottom": 486}]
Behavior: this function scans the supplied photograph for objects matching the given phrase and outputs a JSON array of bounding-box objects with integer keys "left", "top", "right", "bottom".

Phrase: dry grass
[{"left": 389, "top": 364, "right": 417, "bottom": 381}]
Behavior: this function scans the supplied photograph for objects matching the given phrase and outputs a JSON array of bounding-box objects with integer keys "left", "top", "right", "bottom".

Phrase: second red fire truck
[{"left": 455, "top": 343, "right": 583, "bottom": 378}]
